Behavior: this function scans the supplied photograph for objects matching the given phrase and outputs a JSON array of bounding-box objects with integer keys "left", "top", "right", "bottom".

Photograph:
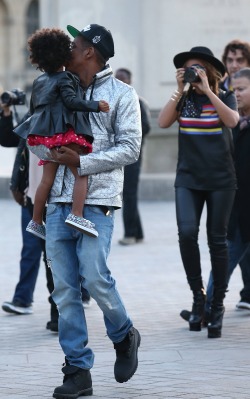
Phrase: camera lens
[{"left": 183, "top": 67, "right": 200, "bottom": 83}]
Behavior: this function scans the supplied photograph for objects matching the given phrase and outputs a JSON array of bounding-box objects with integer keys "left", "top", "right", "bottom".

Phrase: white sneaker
[
  {"left": 82, "top": 298, "right": 93, "bottom": 309},
  {"left": 119, "top": 237, "right": 143, "bottom": 246},
  {"left": 26, "top": 220, "right": 46, "bottom": 240},
  {"left": 2, "top": 301, "right": 33, "bottom": 315},
  {"left": 236, "top": 300, "right": 250, "bottom": 310},
  {"left": 65, "top": 213, "right": 98, "bottom": 237}
]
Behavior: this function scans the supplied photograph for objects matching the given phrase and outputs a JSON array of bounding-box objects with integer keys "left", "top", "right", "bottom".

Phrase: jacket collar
[{"left": 88, "top": 64, "right": 113, "bottom": 99}]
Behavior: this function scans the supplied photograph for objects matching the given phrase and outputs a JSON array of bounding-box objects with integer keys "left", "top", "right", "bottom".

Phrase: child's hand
[{"left": 99, "top": 100, "right": 110, "bottom": 113}]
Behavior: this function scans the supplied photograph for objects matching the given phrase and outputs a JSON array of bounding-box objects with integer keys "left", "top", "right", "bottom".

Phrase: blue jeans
[
  {"left": 46, "top": 203, "right": 133, "bottom": 369},
  {"left": 238, "top": 249, "right": 250, "bottom": 301},
  {"left": 13, "top": 204, "right": 42, "bottom": 305},
  {"left": 206, "top": 226, "right": 250, "bottom": 310}
]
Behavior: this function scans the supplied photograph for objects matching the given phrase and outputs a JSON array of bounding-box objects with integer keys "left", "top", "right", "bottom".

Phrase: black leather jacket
[
  {"left": 0, "top": 111, "right": 29, "bottom": 192},
  {"left": 14, "top": 71, "right": 99, "bottom": 141},
  {"left": 0, "top": 111, "right": 19, "bottom": 147}
]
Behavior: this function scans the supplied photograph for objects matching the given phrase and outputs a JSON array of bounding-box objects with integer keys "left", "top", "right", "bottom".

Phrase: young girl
[
  {"left": 158, "top": 46, "right": 239, "bottom": 339},
  {"left": 14, "top": 28, "right": 109, "bottom": 239}
]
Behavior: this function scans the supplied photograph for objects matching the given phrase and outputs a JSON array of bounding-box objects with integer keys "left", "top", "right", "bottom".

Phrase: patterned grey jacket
[{"left": 48, "top": 65, "right": 142, "bottom": 208}]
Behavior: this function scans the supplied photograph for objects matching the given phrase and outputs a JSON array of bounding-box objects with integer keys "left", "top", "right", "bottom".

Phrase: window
[{"left": 25, "top": 0, "right": 39, "bottom": 68}]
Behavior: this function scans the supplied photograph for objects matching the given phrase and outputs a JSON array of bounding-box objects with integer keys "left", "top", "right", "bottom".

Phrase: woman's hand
[
  {"left": 192, "top": 67, "right": 210, "bottom": 94},
  {"left": 175, "top": 68, "right": 186, "bottom": 92}
]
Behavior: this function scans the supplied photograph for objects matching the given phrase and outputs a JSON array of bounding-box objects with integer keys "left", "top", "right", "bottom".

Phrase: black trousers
[
  {"left": 122, "top": 157, "right": 143, "bottom": 239},
  {"left": 175, "top": 187, "right": 235, "bottom": 292}
]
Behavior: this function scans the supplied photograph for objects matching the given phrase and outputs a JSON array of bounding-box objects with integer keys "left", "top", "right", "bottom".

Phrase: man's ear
[{"left": 84, "top": 46, "right": 95, "bottom": 59}]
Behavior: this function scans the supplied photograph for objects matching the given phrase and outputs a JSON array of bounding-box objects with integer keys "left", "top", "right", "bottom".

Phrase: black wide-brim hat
[{"left": 173, "top": 46, "right": 225, "bottom": 76}]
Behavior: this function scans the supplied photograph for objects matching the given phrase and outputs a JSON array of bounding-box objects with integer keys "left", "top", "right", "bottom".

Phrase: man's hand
[
  {"left": 11, "top": 189, "right": 26, "bottom": 206},
  {"left": 0, "top": 103, "right": 11, "bottom": 116},
  {"left": 50, "top": 146, "right": 80, "bottom": 167}
]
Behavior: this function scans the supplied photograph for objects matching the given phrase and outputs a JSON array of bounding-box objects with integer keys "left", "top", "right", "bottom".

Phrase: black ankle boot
[
  {"left": 207, "top": 305, "right": 225, "bottom": 338},
  {"left": 189, "top": 288, "right": 206, "bottom": 332},
  {"left": 207, "top": 287, "right": 226, "bottom": 338},
  {"left": 53, "top": 363, "right": 93, "bottom": 398}
]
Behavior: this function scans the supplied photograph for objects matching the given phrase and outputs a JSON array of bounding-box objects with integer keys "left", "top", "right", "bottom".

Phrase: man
[
  {"left": 115, "top": 68, "right": 151, "bottom": 245},
  {"left": 221, "top": 39, "right": 250, "bottom": 310},
  {"left": 221, "top": 39, "right": 250, "bottom": 91},
  {"left": 0, "top": 103, "right": 59, "bottom": 330},
  {"left": 44, "top": 24, "right": 141, "bottom": 398}
]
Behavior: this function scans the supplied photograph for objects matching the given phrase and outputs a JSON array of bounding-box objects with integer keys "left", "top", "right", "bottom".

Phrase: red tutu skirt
[{"left": 27, "top": 127, "right": 92, "bottom": 166}]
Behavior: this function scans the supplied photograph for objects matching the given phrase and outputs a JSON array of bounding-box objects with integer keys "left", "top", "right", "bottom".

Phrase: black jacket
[
  {"left": 0, "top": 111, "right": 29, "bottom": 192},
  {"left": 139, "top": 97, "right": 151, "bottom": 139},
  {"left": 0, "top": 112, "right": 19, "bottom": 147},
  {"left": 14, "top": 71, "right": 99, "bottom": 142},
  {"left": 227, "top": 122, "right": 250, "bottom": 242}
]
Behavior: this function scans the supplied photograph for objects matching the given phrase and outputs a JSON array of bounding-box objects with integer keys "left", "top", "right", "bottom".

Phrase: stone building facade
[{"left": 1, "top": 0, "right": 250, "bottom": 199}]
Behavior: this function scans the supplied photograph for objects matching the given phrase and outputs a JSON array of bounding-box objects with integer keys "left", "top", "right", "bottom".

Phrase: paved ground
[{"left": 0, "top": 199, "right": 250, "bottom": 399}]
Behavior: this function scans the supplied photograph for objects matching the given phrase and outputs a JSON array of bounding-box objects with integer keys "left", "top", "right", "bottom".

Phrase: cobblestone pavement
[{"left": 0, "top": 199, "right": 250, "bottom": 399}]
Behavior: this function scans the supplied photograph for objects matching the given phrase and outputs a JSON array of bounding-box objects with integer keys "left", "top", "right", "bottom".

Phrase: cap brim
[{"left": 67, "top": 25, "right": 81, "bottom": 38}]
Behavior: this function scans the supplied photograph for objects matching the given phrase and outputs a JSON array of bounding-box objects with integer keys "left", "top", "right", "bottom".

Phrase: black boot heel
[
  {"left": 207, "top": 306, "right": 225, "bottom": 338},
  {"left": 189, "top": 289, "right": 206, "bottom": 332},
  {"left": 189, "top": 318, "right": 202, "bottom": 331}
]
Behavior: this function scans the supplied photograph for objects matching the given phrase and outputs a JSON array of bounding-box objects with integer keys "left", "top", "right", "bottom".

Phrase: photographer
[
  {"left": 0, "top": 96, "right": 59, "bottom": 332},
  {"left": 158, "top": 46, "right": 239, "bottom": 339}
]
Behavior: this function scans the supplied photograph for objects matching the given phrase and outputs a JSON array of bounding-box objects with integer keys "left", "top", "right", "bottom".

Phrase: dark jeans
[
  {"left": 239, "top": 248, "right": 250, "bottom": 301},
  {"left": 206, "top": 226, "right": 250, "bottom": 309},
  {"left": 13, "top": 204, "right": 43, "bottom": 305},
  {"left": 175, "top": 187, "right": 235, "bottom": 292},
  {"left": 122, "top": 158, "right": 143, "bottom": 239},
  {"left": 13, "top": 199, "right": 58, "bottom": 321}
]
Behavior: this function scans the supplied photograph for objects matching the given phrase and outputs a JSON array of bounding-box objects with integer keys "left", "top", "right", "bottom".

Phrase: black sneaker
[
  {"left": 114, "top": 327, "right": 141, "bottom": 383},
  {"left": 46, "top": 320, "right": 58, "bottom": 332},
  {"left": 53, "top": 364, "right": 92, "bottom": 398},
  {"left": 236, "top": 299, "right": 250, "bottom": 310},
  {"left": 2, "top": 300, "right": 33, "bottom": 315}
]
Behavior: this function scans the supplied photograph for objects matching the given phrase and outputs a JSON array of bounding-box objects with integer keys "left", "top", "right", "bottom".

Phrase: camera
[
  {"left": 1, "top": 88, "right": 26, "bottom": 106},
  {"left": 183, "top": 65, "right": 206, "bottom": 84}
]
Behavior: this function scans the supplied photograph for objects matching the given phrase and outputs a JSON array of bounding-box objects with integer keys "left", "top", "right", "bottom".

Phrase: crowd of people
[{"left": 1, "top": 22, "right": 250, "bottom": 398}]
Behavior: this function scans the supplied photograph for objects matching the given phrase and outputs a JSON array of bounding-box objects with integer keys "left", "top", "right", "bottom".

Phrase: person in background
[
  {"left": 221, "top": 39, "right": 250, "bottom": 310},
  {"left": 115, "top": 68, "right": 151, "bottom": 246},
  {"left": 158, "top": 46, "right": 239, "bottom": 338},
  {"left": 221, "top": 39, "right": 250, "bottom": 91},
  {"left": 0, "top": 103, "right": 59, "bottom": 331}
]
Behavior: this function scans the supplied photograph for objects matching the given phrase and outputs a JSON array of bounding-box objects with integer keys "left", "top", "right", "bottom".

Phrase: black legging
[{"left": 175, "top": 187, "right": 235, "bottom": 292}]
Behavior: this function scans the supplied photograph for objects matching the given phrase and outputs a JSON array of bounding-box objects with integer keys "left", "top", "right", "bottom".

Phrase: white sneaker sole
[
  {"left": 65, "top": 220, "right": 98, "bottom": 238},
  {"left": 236, "top": 302, "right": 250, "bottom": 310},
  {"left": 2, "top": 303, "right": 33, "bottom": 315},
  {"left": 26, "top": 226, "right": 46, "bottom": 240}
]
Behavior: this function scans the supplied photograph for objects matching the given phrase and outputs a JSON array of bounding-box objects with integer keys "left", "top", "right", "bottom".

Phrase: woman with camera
[{"left": 158, "top": 47, "right": 239, "bottom": 338}]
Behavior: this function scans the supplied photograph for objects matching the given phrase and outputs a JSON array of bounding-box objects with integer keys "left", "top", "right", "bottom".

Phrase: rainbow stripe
[{"left": 180, "top": 103, "right": 222, "bottom": 135}]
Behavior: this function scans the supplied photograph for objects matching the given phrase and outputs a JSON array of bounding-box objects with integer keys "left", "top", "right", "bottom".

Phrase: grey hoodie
[{"left": 48, "top": 65, "right": 142, "bottom": 208}]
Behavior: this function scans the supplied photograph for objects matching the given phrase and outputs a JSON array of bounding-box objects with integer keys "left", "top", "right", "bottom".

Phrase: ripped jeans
[{"left": 46, "top": 203, "right": 132, "bottom": 369}]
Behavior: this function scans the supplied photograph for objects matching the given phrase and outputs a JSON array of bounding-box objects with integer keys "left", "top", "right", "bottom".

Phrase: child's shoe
[
  {"left": 65, "top": 213, "right": 98, "bottom": 238},
  {"left": 26, "top": 220, "right": 46, "bottom": 240}
]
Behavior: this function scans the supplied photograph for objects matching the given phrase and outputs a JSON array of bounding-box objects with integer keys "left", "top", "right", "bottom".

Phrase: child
[{"left": 14, "top": 28, "right": 109, "bottom": 239}]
